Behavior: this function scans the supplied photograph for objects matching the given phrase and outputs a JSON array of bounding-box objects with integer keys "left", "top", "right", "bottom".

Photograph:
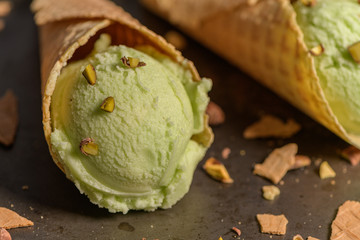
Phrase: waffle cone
[
  {"left": 31, "top": 0, "right": 213, "bottom": 172},
  {"left": 142, "top": 0, "right": 360, "bottom": 147}
]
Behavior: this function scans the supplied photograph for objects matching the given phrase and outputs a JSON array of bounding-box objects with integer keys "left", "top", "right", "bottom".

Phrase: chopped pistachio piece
[
  {"left": 301, "top": 0, "right": 316, "bottom": 7},
  {"left": 222, "top": 147, "right": 231, "bottom": 159},
  {"left": 206, "top": 101, "right": 225, "bottom": 126},
  {"left": 121, "top": 56, "right": 128, "bottom": 66},
  {"left": 128, "top": 57, "right": 140, "bottom": 68},
  {"left": 319, "top": 161, "right": 336, "bottom": 179},
  {"left": 203, "top": 157, "right": 233, "bottom": 183},
  {"left": 309, "top": 44, "right": 324, "bottom": 56},
  {"left": 348, "top": 41, "right": 360, "bottom": 63},
  {"left": 340, "top": 145, "right": 360, "bottom": 166},
  {"left": 262, "top": 185, "right": 280, "bottom": 201},
  {"left": 121, "top": 56, "right": 146, "bottom": 68},
  {"left": 232, "top": 227, "right": 241, "bottom": 236},
  {"left": 82, "top": 64, "right": 96, "bottom": 85},
  {"left": 0, "top": 228, "right": 11, "bottom": 240},
  {"left": 293, "top": 234, "right": 304, "bottom": 240},
  {"left": 80, "top": 138, "right": 98, "bottom": 156},
  {"left": 100, "top": 96, "right": 115, "bottom": 113}
]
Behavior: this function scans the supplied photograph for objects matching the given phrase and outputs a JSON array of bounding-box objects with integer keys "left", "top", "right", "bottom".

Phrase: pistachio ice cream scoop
[
  {"left": 31, "top": 0, "right": 213, "bottom": 214},
  {"left": 50, "top": 35, "right": 212, "bottom": 213}
]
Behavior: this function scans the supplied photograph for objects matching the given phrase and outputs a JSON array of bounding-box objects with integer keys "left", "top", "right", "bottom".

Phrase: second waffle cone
[{"left": 142, "top": 0, "right": 360, "bottom": 147}]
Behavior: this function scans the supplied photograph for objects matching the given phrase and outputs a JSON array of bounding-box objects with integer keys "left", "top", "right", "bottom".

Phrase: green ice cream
[
  {"left": 50, "top": 35, "right": 212, "bottom": 213},
  {"left": 293, "top": 0, "right": 360, "bottom": 134}
]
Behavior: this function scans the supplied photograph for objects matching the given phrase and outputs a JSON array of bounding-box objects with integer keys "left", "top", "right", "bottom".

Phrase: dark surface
[{"left": 0, "top": 0, "right": 359, "bottom": 239}]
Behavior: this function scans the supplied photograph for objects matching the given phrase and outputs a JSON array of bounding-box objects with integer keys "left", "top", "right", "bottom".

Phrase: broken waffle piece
[
  {"left": 0, "top": 228, "right": 11, "bottom": 240},
  {"left": 253, "top": 143, "right": 297, "bottom": 184},
  {"left": 203, "top": 157, "right": 233, "bottom": 183},
  {"left": 262, "top": 185, "right": 280, "bottom": 201},
  {"left": 319, "top": 161, "right": 336, "bottom": 179},
  {"left": 0, "top": 20, "right": 4, "bottom": 32},
  {"left": 0, "top": 90, "right": 18, "bottom": 146},
  {"left": 331, "top": 200, "right": 360, "bottom": 240},
  {"left": 256, "top": 214, "right": 288, "bottom": 235},
  {"left": 340, "top": 146, "right": 360, "bottom": 166},
  {"left": 0, "top": 1, "right": 11, "bottom": 17},
  {"left": 290, "top": 155, "right": 312, "bottom": 170},
  {"left": 206, "top": 101, "right": 225, "bottom": 126},
  {"left": 243, "top": 115, "right": 301, "bottom": 139},
  {"left": 0, "top": 207, "right": 34, "bottom": 229},
  {"left": 307, "top": 237, "right": 320, "bottom": 240}
]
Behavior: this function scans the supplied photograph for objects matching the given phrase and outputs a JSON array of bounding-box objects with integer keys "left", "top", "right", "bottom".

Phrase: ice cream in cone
[
  {"left": 31, "top": 0, "right": 213, "bottom": 213},
  {"left": 141, "top": 0, "right": 360, "bottom": 148}
]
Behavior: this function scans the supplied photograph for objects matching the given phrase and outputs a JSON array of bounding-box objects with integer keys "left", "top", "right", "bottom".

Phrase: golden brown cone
[
  {"left": 141, "top": 0, "right": 360, "bottom": 148},
  {"left": 31, "top": 0, "right": 213, "bottom": 172}
]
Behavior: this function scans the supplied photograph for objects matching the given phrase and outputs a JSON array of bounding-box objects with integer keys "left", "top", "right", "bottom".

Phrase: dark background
[{"left": 0, "top": 0, "right": 358, "bottom": 239}]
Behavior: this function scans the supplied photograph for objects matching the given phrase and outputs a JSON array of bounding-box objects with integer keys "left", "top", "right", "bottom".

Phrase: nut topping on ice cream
[
  {"left": 82, "top": 64, "right": 96, "bottom": 85},
  {"left": 121, "top": 56, "right": 146, "bottom": 68},
  {"left": 309, "top": 44, "right": 324, "bottom": 56},
  {"left": 348, "top": 41, "right": 360, "bottom": 63},
  {"left": 100, "top": 96, "right": 115, "bottom": 113},
  {"left": 80, "top": 138, "right": 99, "bottom": 156}
]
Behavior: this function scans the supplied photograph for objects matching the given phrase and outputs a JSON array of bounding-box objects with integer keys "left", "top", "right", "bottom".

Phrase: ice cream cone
[
  {"left": 31, "top": 0, "right": 213, "bottom": 172},
  {"left": 141, "top": 0, "right": 360, "bottom": 147}
]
